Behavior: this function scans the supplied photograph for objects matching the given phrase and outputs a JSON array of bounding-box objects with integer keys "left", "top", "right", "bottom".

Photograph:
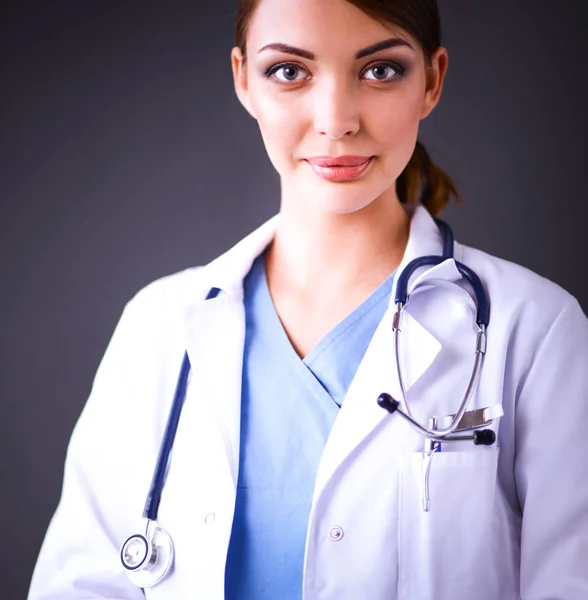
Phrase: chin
[
  {"left": 299, "top": 177, "right": 391, "bottom": 216},
  {"left": 309, "top": 189, "right": 380, "bottom": 216}
]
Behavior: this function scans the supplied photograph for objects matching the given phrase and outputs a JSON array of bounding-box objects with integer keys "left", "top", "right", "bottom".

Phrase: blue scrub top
[{"left": 225, "top": 251, "right": 395, "bottom": 599}]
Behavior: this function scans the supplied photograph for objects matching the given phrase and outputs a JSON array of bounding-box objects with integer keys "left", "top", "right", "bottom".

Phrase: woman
[{"left": 29, "top": 0, "right": 588, "bottom": 599}]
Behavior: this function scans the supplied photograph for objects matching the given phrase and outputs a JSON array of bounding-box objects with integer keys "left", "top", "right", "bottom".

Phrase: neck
[{"left": 265, "top": 192, "right": 410, "bottom": 305}]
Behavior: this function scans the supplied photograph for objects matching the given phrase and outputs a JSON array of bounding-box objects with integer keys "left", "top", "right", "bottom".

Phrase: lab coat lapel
[
  {"left": 313, "top": 205, "right": 450, "bottom": 495},
  {"left": 183, "top": 292, "right": 246, "bottom": 487},
  {"left": 174, "top": 216, "right": 281, "bottom": 489}
]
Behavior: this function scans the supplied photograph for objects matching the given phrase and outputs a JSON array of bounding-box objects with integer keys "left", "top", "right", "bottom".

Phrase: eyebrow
[{"left": 258, "top": 38, "right": 414, "bottom": 60}]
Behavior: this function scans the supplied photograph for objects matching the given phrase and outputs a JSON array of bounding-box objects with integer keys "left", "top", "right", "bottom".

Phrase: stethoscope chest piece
[{"left": 121, "top": 527, "right": 174, "bottom": 588}]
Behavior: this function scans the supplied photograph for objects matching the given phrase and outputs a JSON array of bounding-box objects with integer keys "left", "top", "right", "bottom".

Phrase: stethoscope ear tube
[
  {"left": 394, "top": 256, "right": 443, "bottom": 306},
  {"left": 454, "top": 262, "right": 490, "bottom": 328},
  {"left": 394, "top": 218, "right": 454, "bottom": 305},
  {"left": 434, "top": 218, "right": 454, "bottom": 261}
]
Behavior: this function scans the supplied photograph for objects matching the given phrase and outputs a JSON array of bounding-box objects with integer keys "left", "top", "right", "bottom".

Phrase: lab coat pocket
[{"left": 397, "top": 447, "right": 500, "bottom": 600}]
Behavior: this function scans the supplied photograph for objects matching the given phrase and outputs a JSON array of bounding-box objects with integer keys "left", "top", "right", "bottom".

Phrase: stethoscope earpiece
[{"left": 377, "top": 393, "right": 399, "bottom": 414}]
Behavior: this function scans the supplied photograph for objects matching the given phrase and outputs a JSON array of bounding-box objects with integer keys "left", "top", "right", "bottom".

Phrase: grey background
[{"left": 2, "top": 1, "right": 587, "bottom": 597}]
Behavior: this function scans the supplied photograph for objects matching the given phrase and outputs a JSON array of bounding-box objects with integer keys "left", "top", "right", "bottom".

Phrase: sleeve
[
  {"left": 515, "top": 297, "right": 588, "bottom": 600},
  {"left": 28, "top": 297, "right": 149, "bottom": 600}
]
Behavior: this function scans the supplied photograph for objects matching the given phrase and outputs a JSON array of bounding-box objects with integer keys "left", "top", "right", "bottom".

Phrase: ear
[
  {"left": 231, "top": 46, "right": 257, "bottom": 119},
  {"left": 420, "top": 46, "right": 448, "bottom": 120}
]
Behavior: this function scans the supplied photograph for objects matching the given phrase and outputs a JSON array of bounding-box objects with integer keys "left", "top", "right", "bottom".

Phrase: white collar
[{"left": 196, "top": 204, "right": 455, "bottom": 300}]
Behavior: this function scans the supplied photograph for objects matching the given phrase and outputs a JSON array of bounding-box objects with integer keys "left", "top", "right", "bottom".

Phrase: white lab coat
[{"left": 29, "top": 205, "right": 588, "bottom": 600}]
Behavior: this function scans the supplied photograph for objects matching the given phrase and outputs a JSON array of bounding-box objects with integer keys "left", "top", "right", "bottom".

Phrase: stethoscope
[
  {"left": 376, "top": 219, "right": 496, "bottom": 512},
  {"left": 120, "top": 287, "right": 221, "bottom": 587},
  {"left": 119, "top": 219, "right": 494, "bottom": 588}
]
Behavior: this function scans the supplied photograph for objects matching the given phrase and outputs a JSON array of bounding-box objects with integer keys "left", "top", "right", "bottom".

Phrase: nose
[{"left": 312, "top": 77, "right": 360, "bottom": 140}]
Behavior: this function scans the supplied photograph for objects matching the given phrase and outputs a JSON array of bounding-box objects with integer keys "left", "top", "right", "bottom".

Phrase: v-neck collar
[
  {"left": 303, "top": 270, "right": 395, "bottom": 367},
  {"left": 250, "top": 251, "right": 396, "bottom": 408},
  {"left": 246, "top": 252, "right": 334, "bottom": 409}
]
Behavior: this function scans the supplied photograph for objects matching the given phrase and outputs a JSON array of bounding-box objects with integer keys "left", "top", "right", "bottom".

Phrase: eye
[
  {"left": 265, "top": 63, "right": 309, "bottom": 83},
  {"left": 362, "top": 61, "right": 405, "bottom": 82}
]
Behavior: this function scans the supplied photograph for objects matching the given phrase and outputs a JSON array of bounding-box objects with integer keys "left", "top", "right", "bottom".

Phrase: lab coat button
[
  {"left": 328, "top": 526, "right": 344, "bottom": 541},
  {"left": 204, "top": 513, "right": 215, "bottom": 525}
]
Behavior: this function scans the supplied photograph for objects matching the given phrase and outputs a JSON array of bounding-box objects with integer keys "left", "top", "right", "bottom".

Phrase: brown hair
[{"left": 235, "top": 0, "right": 461, "bottom": 216}]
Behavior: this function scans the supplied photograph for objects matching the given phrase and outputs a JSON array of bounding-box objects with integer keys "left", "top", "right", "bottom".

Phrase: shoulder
[
  {"left": 455, "top": 242, "right": 588, "bottom": 417},
  {"left": 455, "top": 241, "right": 580, "bottom": 319},
  {"left": 122, "top": 266, "right": 209, "bottom": 322},
  {"left": 454, "top": 241, "right": 587, "bottom": 379},
  {"left": 88, "top": 265, "right": 216, "bottom": 406},
  {"left": 100, "top": 266, "right": 212, "bottom": 364},
  {"left": 122, "top": 215, "right": 280, "bottom": 319}
]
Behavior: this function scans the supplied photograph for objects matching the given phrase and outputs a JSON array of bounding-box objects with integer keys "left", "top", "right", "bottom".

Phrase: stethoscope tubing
[
  {"left": 143, "top": 352, "right": 191, "bottom": 521},
  {"left": 142, "top": 286, "right": 221, "bottom": 522}
]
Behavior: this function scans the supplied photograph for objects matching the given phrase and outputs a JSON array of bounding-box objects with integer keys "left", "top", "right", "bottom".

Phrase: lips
[
  {"left": 306, "top": 155, "right": 372, "bottom": 167},
  {"left": 304, "top": 155, "right": 374, "bottom": 182}
]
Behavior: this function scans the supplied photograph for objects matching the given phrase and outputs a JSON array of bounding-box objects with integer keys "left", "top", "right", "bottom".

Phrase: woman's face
[{"left": 231, "top": 0, "right": 448, "bottom": 216}]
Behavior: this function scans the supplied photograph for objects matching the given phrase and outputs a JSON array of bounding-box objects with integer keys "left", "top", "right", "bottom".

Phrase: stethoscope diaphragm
[{"left": 120, "top": 526, "right": 174, "bottom": 588}]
